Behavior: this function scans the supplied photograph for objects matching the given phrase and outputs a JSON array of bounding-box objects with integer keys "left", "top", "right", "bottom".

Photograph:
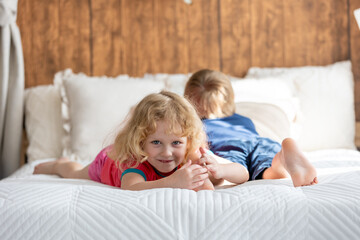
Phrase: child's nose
[{"left": 161, "top": 146, "right": 172, "bottom": 157}]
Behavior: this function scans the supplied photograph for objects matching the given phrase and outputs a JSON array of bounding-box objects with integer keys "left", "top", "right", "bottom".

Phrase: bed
[{"left": 1, "top": 61, "right": 360, "bottom": 239}]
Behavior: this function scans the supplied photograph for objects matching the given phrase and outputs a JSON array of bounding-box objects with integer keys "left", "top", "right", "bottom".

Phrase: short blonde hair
[
  {"left": 108, "top": 91, "right": 207, "bottom": 168},
  {"left": 184, "top": 69, "right": 235, "bottom": 119}
]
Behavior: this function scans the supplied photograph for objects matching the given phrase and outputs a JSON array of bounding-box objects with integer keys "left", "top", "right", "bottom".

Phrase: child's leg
[
  {"left": 262, "top": 138, "right": 318, "bottom": 187},
  {"left": 33, "top": 157, "right": 91, "bottom": 180}
]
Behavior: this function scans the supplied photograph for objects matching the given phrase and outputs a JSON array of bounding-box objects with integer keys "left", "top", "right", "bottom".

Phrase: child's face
[{"left": 143, "top": 120, "right": 187, "bottom": 173}]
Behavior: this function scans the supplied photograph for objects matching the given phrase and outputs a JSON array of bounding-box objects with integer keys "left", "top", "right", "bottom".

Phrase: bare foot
[
  {"left": 280, "top": 138, "right": 318, "bottom": 187},
  {"left": 263, "top": 138, "right": 318, "bottom": 187},
  {"left": 33, "top": 157, "right": 70, "bottom": 175}
]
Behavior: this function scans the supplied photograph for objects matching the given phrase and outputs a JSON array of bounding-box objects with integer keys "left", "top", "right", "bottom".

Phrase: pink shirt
[{"left": 88, "top": 146, "right": 178, "bottom": 188}]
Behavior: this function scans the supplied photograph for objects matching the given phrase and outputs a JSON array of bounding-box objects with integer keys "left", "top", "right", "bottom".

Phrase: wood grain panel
[
  {"left": 122, "top": 0, "right": 157, "bottom": 76},
  {"left": 91, "top": 0, "right": 123, "bottom": 76},
  {"left": 330, "top": 0, "right": 350, "bottom": 62},
  {"left": 187, "top": 0, "right": 220, "bottom": 72},
  {"left": 220, "top": 0, "right": 251, "bottom": 77},
  {"left": 284, "top": 0, "right": 316, "bottom": 67},
  {"left": 16, "top": 0, "right": 31, "bottom": 87},
  {"left": 283, "top": 0, "right": 321, "bottom": 66},
  {"left": 17, "top": 0, "right": 60, "bottom": 87},
  {"left": 17, "top": 0, "right": 91, "bottom": 87},
  {"left": 283, "top": 0, "right": 349, "bottom": 67},
  {"left": 58, "top": 0, "right": 91, "bottom": 75},
  {"left": 350, "top": 0, "right": 360, "bottom": 120},
  {"left": 313, "top": 0, "right": 348, "bottom": 65},
  {"left": 17, "top": 0, "right": 358, "bottom": 87},
  {"left": 152, "top": 0, "right": 189, "bottom": 73},
  {"left": 251, "top": 0, "right": 284, "bottom": 67},
  {"left": 356, "top": 122, "right": 360, "bottom": 148}
]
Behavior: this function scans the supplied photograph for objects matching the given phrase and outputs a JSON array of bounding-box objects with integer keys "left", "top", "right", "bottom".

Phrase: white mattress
[{"left": 1, "top": 149, "right": 360, "bottom": 240}]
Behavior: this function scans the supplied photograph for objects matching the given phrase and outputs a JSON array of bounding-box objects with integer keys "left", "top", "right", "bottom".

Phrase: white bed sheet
[{"left": 1, "top": 149, "right": 360, "bottom": 240}]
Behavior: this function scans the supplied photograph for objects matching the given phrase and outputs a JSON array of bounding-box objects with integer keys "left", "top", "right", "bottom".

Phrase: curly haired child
[{"left": 33, "top": 91, "right": 246, "bottom": 190}]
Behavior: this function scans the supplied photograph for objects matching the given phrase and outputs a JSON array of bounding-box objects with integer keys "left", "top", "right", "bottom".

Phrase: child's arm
[
  {"left": 198, "top": 147, "right": 249, "bottom": 185},
  {"left": 121, "top": 161, "right": 210, "bottom": 191}
]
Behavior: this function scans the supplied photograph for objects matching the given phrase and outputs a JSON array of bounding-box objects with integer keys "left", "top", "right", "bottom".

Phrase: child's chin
[{"left": 158, "top": 164, "right": 177, "bottom": 173}]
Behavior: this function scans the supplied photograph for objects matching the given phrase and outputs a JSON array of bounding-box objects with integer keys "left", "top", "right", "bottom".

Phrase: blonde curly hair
[
  {"left": 108, "top": 91, "right": 207, "bottom": 169},
  {"left": 184, "top": 69, "right": 235, "bottom": 119}
]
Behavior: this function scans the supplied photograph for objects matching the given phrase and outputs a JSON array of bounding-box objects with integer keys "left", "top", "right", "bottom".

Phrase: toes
[
  {"left": 313, "top": 177, "right": 318, "bottom": 184},
  {"left": 310, "top": 177, "right": 318, "bottom": 185}
]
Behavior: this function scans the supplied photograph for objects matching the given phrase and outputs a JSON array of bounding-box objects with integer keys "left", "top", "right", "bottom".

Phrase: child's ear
[{"left": 140, "top": 140, "right": 145, "bottom": 149}]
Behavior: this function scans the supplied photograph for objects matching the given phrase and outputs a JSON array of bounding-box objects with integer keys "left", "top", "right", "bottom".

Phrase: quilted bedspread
[{"left": 1, "top": 149, "right": 360, "bottom": 240}]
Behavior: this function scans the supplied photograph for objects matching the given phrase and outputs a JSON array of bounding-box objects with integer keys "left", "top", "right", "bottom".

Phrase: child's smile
[{"left": 158, "top": 159, "right": 173, "bottom": 163}]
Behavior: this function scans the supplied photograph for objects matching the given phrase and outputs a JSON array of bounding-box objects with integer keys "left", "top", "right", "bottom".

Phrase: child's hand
[
  {"left": 169, "top": 160, "right": 209, "bottom": 190},
  {"left": 198, "top": 147, "right": 223, "bottom": 179},
  {"left": 187, "top": 149, "right": 202, "bottom": 164}
]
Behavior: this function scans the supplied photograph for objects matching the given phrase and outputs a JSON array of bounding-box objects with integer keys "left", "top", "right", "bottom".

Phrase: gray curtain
[{"left": 0, "top": 0, "right": 24, "bottom": 179}]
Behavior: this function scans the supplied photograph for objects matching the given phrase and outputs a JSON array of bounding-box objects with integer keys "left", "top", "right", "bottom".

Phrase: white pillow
[
  {"left": 245, "top": 61, "right": 356, "bottom": 151},
  {"left": 235, "top": 102, "right": 291, "bottom": 143},
  {"left": 230, "top": 77, "right": 299, "bottom": 123},
  {"left": 24, "top": 85, "right": 64, "bottom": 162},
  {"left": 143, "top": 73, "right": 191, "bottom": 95},
  {"left": 55, "top": 69, "right": 166, "bottom": 161}
]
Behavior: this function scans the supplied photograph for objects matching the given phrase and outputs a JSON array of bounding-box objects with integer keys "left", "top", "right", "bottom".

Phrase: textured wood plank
[
  {"left": 16, "top": 0, "right": 32, "bottom": 87},
  {"left": 356, "top": 121, "right": 360, "bottom": 148},
  {"left": 91, "top": 0, "right": 123, "bottom": 76},
  {"left": 283, "top": 0, "right": 349, "bottom": 67},
  {"left": 251, "top": 0, "right": 284, "bottom": 67},
  {"left": 220, "top": 0, "right": 251, "bottom": 77},
  {"left": 313, "top": 0, "right": 348, "bottom": 65},
  {"left": 330, "top": 0, "right": 350, "bottom": 62},
  {"left": 17, "top": 0, "right": 91, "bottom": 87},
  {"left": 17, "top": 0, "right": 60, "bottom": 87},
  {"left": 17, "top": 0, "right": 357, "bottom": 86},
  {"left": 187, "top": 0, "right": 220, "bottom": 72},
  {"left": 283, "top": 0, "right": 320, "bottom": 66},
  {"left": 32, "top": 0, "right": 60, "bottom": 85},
  {"left": 152, "top": 0, "right": 189, "bottom": 73},
  {"left": 121, "top": 0, "right": 157, "bottom": 76},
  {"left": 350, "top": 0, "right": 360, "bottom": 120},
  {"left": 58, "top": 0, "right": 91, "bottom": 75}
]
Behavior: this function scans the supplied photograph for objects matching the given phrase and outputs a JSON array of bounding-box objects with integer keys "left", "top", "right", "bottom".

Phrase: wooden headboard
[{"left": 17, "top": 0, "right": 360, "bottom": 115}]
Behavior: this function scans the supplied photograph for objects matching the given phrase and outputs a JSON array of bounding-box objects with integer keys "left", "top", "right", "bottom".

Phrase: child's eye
[
  {"left": 151, "top": 140, "right": 161, "bottom": 145},
  {"left": 172, "top": 141, "right": 182, "bottom": 145}
]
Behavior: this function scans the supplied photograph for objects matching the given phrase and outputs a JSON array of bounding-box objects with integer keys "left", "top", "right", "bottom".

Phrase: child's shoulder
[
  {"left": 231, "top": 113, "right": 252, "bottom": 121},
  {"left": 216, "top": 113, "right": 254, "bottom": 128},
  {"left": 95, "top": 145, "right": 113, "bottom": 159},
  {"left": 217, "top": 113, "right": 252, "bottom": 122}
]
